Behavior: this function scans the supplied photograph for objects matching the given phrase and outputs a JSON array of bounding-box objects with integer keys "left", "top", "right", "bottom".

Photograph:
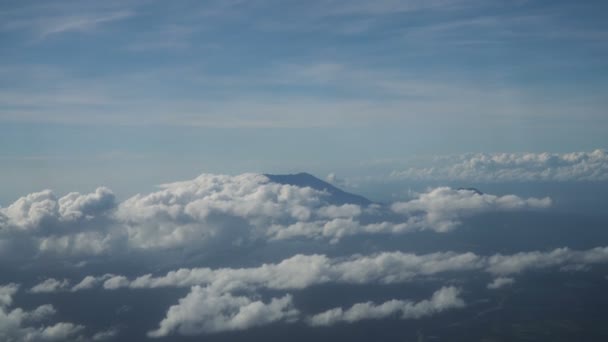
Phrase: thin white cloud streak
[
  {"left": 487, "top": 277, "right": 514, "bottom": 289},
  {"left": 91, "top": 327, "right": 120, "bottom": 341},
  {"left": 391, "top": 150, "right": 608, "bottom": 182},
  {"left": 71, "top": 274, "right": 114, "bottom": 292},
  {"left": 30, "top": 279, "right": 70, "bottom": 294},
  {"left": 2, "top": 60, "right": 606, "bottom": 128},
  {"left": 37, "top": 11, "right": 133, "bottom": 39},
  {"left": 68, "top": 246, "right": 608, "bottom": 293},
  {"left": 308, "top": 286, "right": 464, "bottom": 326},
  {"left": 1, "top": 0, "right": 135, "bottom": 40}
]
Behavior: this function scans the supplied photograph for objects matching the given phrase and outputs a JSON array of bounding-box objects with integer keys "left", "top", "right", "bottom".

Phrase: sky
[
  {"left": 2, "top": 2, "right": 608, "bottom": 341},
  {"left": 1, "top": 0, "right": 608, "bottom": 201}
]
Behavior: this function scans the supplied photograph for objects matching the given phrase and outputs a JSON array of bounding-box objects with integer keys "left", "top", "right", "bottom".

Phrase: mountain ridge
[{"left": 264, "top": 172, "right": 372, "bottom": 206}]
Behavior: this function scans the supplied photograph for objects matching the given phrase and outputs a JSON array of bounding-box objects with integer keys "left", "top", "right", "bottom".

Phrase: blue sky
[{"left": 1, "top": 0, "right": 607, "bottom": 201}]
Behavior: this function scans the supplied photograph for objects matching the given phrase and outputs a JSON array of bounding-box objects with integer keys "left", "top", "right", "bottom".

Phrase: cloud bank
[
  {"left": 391, "top": 149, "right": 608, "bottom": 182},
  {"left": 69, "top": 246, "right": 608, "bottom": 294},
  {"left": 0, "top": 173, "right": 551, "bottom": 260},
  {"left": 147, "top": 285, "right": 465, "bottom": 337}
]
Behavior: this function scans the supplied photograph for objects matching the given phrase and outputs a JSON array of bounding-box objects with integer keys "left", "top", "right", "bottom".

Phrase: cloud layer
[
  {"left": 66, "top": 246, "right": 608, "bottom": 295},
  {"left": 391, "top": 150, "right": 608, "bottom": 182},
  {"left": 148, "top": 287, "right": 298, "bottom": 337},
  {"left": 308, "top": 286, "right": 464, "bottom": 326},
  {"left": 0, "top": 284, "right": 85, "bottom": 342},
  {"left": 53, "top": 245, "right": 608, "bottom": 338},
  {"left": 147, "top": 285, "right": 465, "bottom": 337},
  {"left": 0, "top": 173, "right": 551, "bottom": 260}
]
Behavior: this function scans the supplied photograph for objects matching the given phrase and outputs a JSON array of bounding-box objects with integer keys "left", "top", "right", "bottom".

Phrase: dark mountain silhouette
[
  {"left": 264, "top": 172, "right": 372, "bottom": 206},
  {"left": 457, "top": 187, "right": 484, "bottom": 195}
]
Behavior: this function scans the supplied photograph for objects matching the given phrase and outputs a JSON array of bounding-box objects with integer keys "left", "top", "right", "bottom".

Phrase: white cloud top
[
  {"left": 71, "top": 246, "right": 608, "bottom": 294},
  {"left": 0, "top": 173, "right": 551, "bottom": 259},
  {"left": 148, "top": 286, "right": 298, "bottom": 337},
  {"left": 308, "top": 286, "right": 464, "bottom": 326},
  {"left": 391, "top": 150, "right": 608, "bottom": 182}
]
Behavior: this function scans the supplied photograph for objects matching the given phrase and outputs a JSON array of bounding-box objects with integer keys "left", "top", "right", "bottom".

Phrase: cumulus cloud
[
  {"left": 487, "top": 277, "right": 514, "bottom": 289},
  {"left": 0, "top": 187, "right": 118, "bottom": 259},
  {"left": 94, "top": 251, "right": 481, "bottom": 292},
  {"left": 28, "top": 245, "right": 608, "bottom": 337},
  {"left": 115, "top": 173, "right": 327, "bottom": 249},
  {"left": 1, "top": 173, "right": 551, "bottom": 259},
  {"left": 92, "top": 327, "right": 120, "bottom": 341},
  {"left": 268, "top": 187, "right": 549, "bottom": 240},
  {"left": 0, "top": 283, "right": 85, "bottom": 342},
  {"left": 308, "top": 286, "right": 464, "bottom": 326},
  {"left": 148, "top": 285, "right": 466, "bottom": 337},
  {"left": 148, "top": 286, "right": 298, "bottom": 337},
  {"left": 30, "top": 278, "right": 70, "bottom": 293},
  {"left": 485, "top": 247, "right": 608, "bottom": 275},
  {"left": 391, "top": 187, "right": 551, "bottom": 232},
  {"left": 1, "top": 187, "right": 115, "bottom": 231},
  {"left": 71, "top": 274, "right": 114, "bottom": 292},
  {"left": 70, "top": 246, "right": 608, "bottom": 294},
  {"left": 390, "top": 149, "right": 608, "bottom": 182},
  {"left": 0, "top": 283, "right": 19, "bottom": 308}
]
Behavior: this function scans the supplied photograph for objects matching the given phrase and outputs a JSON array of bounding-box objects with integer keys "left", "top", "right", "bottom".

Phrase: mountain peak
[{"left": 264, "top": 172, "right": 371, "bottom": 206}]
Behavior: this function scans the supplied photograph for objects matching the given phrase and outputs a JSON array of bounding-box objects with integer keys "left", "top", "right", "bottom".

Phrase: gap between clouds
[{"left": 0, "top": 283, "right": 116, "bottom": 341}]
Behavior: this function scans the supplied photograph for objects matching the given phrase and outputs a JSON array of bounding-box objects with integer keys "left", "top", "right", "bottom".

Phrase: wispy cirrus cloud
[{"left": 2, "top": 6, "right": 134, "bottom": 40}]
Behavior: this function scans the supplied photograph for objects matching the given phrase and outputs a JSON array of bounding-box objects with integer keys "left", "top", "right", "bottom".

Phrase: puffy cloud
[
  {"left": 308, "top": 286, "right": 464, "bottom": 326},
  {"left": 71, "top": 274, "right": 114, "bottom": 292},
  {"left": 30, "top": 279, "right": 70, "bottom": 294},
  {"left": 391, "top": 187, "right": 551, "bottom": 232},
  {"left": 485, "top": 247, "right": 608, "bottom": 275},
  {"left": 100, "top": 251, "right": 481, "bottom": 292},
  {"left": 149, "top": 285, "right": 465, "bottom": 337},
  {"left": 391, "top": 149, "right": 608, "bottom": 182},
  {"left": 92, "top": 327, "right": 120, "bottom": 341},
  {"left": 74, "top": 246, "right": 608, "bottom": 293},
  {"left": 114, "top": 173, "right": 328, "bottom": 249},
  {"left": 0, "top": 187, "right": 117, "bottom": 259},
  {"left": 1, "top": 173, "right": 552, "bottom": 259},
  {"left": 0, "top": 283, "right": 86, "bottom": 342},
  {"left": 0, "top": 284, "right": 19, "bottom": 308},
  {"left": 103, "top": 276, "right": 130, "bottom": 290},
  {"left": 487, "top": 277, "right": 514, "bottom": 289},
  {"left": 148, "top": 286, "right": 298, "bottom": 337},
  {"left": 1, "top": 187, "right": 115, "bottom": 231}
]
